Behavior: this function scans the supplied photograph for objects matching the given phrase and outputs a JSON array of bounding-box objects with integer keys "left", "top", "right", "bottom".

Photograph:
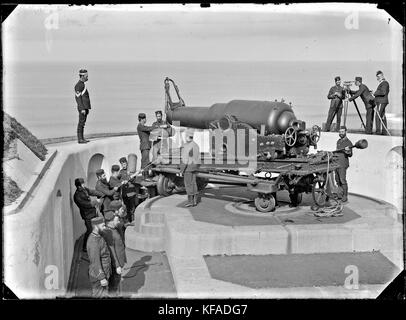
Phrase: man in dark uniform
[
  {"left": 325, "top": 76, "right": 345, "bottom": 132},
  {"left": 119, "top": 157, "right": 139, "bottom": 222},
  {"left": 74, "top": 69, "right": 91, "bottom": 144},
  {"left": 180, "top": 128, "right": 201, "bottom": 207},
  {"left": 109, "top": 165, "right": 124, "bottom": 201},
  {"left": 136, "top": 113, "right": 155, "bottom": 180},
  {"left": 348, "top": 77, "right": 376, "bottom": 134},
  {"left": 335, "top": 126, "right": 353, "bottom": 203},
  {"left": 102, "top": 210, "right": 127, "bottom": 296},
  {"left": 373, "top": 70, "right": 390, "bottom": 135},
  {"left": 73, "top": 178, "right": 103, "bottom": 252},
  {"left": 86, "top": 216, "right": 111, "bottom": 298},
  {"left": 151, "top": 110, "right": 171, "bottom": 161},
  {"left": 95, "top": 169, "right": 120, "bottom": 215}
]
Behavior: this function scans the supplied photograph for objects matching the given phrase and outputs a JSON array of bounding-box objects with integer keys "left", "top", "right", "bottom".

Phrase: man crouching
[{"left": 180, "top": 128, "right": 200, "bottom": 207}]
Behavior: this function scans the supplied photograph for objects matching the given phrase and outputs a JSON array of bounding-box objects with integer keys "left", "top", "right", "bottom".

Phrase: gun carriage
[{"left": 151, "top": 78, "right": 342, "bottom": 213}]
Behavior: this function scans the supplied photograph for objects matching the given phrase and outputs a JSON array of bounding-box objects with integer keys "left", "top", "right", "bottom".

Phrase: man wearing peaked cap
[
  {"left": 86, "top": 215, "right": 112, "bottom": 297},
  {"left": 95, "top": 168, "right": 121, "bottom": 215},
  {"left": 325, "top": 76, "right": 345, "bottom": 132},
  {"left": 74, "top": 69, "right": 91, "bottom": 144},
  {"left": 137, "top": 112, "right": 155, "bottom": 180},
  {"left": 73, "top": 177, "right": 103, "bottom": 252},
  {"left": 109, "top": 165, "right": 122, "bottom": 201},
  {"left": 348, "top": 76, "right": 376, "bottom": 134},
  {"left": 101, "top": 208, "right": 127, "bottom": 296},
  {"left": 374, "top": 70, "right": 390, "bottom": 135},
  {"left": 180, "top": 128, "right": 201, "bottom": 207},
  {"left": 151, "top": 110, "right": 171, "bottom": 162}
]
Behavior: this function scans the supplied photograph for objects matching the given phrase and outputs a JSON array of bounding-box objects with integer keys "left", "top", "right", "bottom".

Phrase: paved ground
[
  {"left": 204, "top": 251, "right": 400, "bottom": 289},
  {"left": 68, "top": 235, "right": 176, "bottom": 298}
]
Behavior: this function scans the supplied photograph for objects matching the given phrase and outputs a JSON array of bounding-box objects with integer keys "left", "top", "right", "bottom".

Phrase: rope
[{"left": 312, "top": 151, "right": 344, "bottom": 217}]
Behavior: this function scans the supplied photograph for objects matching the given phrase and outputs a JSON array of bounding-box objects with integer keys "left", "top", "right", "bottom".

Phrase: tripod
[
  {"left": 373, "top": 104, "right": 391, "bottom": 136},
  {"left": 342, "top": 90, "right": 366, "bottom": 130}
]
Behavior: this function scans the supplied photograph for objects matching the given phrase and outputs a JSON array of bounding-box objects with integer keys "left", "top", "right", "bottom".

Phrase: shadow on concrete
[{"left": 121, "top": 255, "right": 152, "bottom": 295}]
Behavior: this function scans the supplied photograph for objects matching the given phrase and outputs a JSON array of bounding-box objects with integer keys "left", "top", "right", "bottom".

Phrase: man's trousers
[{"left": 375, "top": 103, "right": 388, "bottom": 134}]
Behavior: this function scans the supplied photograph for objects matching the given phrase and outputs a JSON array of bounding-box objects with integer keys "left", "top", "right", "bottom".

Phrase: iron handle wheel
[
  {"left": 254, "top": 194, "right": 276, "bottom": 213},
  {"left": 284, "top": 126, "right": 297, "bottom": 147}
]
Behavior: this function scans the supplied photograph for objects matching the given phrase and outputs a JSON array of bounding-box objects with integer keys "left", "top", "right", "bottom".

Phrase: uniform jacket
[
  {"left": 327, "top": 85, "right": 345, "bottom": 109},
  {"left": 151, "top": 120, "right": 172, "bottom": 145},
  {"left": 73, "top": 187, "right": 103, "bottom": 220},
  {"left": 180, "top": 140, "right": 200, "bottom": 173},
  {"left": 374, "top": 80, "right": 390, "bottom": 105},
  {"left": 119, "top": 168, "right": 138, "bottom": 198},
  {"left": 102, "top": 226, "right": 127, "bottom": 269},
  {"left": 74, "top": 80, "right": 91, "bottom": 111},
  {"left": 137, "top": 123, "right": 155, "bottom": 151},
  {"left": 86, "top": 232, "right": 112, "bottom": 282},
  {"left": 336, "top": 136, "right": 353, "bottom": 169},
  {"left": 349, "top": 84, "right": 375, "bottom": 108},
  {"left": 95, "top": 179, "right": 116, "bottom": 211},
  {"left": 108, "top": 176, "right": 121, "bottom": 200}
]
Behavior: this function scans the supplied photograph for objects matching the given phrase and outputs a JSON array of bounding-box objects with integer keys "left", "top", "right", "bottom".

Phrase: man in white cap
[
  {"left": 180, "top": 128, "right": 201, "bottom": 207},
  {"left": 74, "top": 69, "right": 91, "bottom": 144}
]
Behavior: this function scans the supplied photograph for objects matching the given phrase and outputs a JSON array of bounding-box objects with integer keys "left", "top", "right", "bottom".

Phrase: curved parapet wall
[{"left": 4, "top": 136, "right": 140, "bottom": 298}]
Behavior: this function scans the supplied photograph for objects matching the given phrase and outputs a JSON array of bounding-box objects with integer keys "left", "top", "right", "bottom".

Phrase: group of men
[
  {"left": 136, "top": 112, "right": 201, "bottom": 207},
  {"left": 73, "top": 156, "right": 145, "bottom": 297},
  {"left": 325, "top": 70, "right": 390, "bottom": 135}
]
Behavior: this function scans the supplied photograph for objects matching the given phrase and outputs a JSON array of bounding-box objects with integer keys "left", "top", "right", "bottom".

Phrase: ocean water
[{"left": 3, "top": 60, "right": 403, "bottom": 139}]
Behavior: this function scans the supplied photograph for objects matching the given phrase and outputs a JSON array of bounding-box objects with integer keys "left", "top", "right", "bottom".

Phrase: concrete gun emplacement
[{"left": 151, "top": 77, "right": 367, "bottom": 213}]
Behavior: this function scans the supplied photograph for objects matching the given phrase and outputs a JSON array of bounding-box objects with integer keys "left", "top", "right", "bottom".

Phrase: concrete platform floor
[
  {"left": 125, "top": 185, "right": 403, "bottom": 298},
  {"left": 67, "top": 235, "right": 176, "bottom": 298}
]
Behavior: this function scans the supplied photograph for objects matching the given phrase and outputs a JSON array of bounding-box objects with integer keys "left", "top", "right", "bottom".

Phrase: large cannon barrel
[{"left": 166, "top": 100, "right": 297, "bottom": 135}]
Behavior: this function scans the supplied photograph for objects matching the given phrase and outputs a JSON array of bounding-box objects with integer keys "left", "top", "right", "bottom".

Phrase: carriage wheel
[
  {"left": 157, "top": 174, "right": 175, "bottom": 197},
  {"left": 311, "top": 176, "right": 329, "bottom": 207},
  {"left": 254, "top": 194, "right": 276, "bottom": 213}
]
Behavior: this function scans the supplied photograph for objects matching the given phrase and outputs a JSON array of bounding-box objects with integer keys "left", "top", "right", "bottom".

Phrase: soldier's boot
[
  {"left": 81, "top": 127, "right": 90, "bottom": 143},
  {"left": 342, "top": 184, "right": 349, "bottom": 203},
  {"left": 185, "top": 195, "right": 194, "bottom": 207},
  {"left": 78, "top": 127, "right": 88, "bottom": 144},
  {"left": 192, "top": 194, "right": 198, "bottom": 206}
]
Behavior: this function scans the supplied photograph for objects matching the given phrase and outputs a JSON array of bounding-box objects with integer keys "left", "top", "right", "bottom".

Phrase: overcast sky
[{"left": 2, "top": 4, "right": 403, "bottom": 62}]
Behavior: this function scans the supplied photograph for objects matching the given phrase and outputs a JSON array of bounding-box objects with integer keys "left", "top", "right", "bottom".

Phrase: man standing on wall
[
  {"left": 373, "top": 70, "right": 390, "bottom": 135},
  {"left": 73, "top": 177, "right": 103, "bottom": 252},
  {"left": 348, "top": 77, "right": 376, "bottom": 134},
  {"left": 335, "top": 126, "right": 353, "bottom": 203},
  {"left": 325, "top": 76, "right": 345, "bottom": 132},
  {"left": 74, "top": 69, "right": 91, "bottom": 144},
  {"left": 87, "top": 216, "right": 111, "bottom": 298},
  {"left": 137, "top": 113, "right": 155, "bottom": 181}
]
